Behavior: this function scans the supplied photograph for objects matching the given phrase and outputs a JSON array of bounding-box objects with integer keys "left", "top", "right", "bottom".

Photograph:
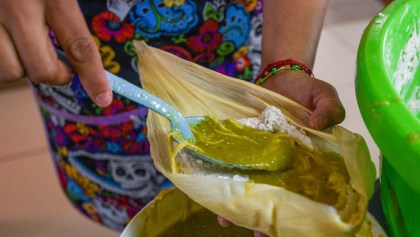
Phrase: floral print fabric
[{"left": 32, "top": 0, "right": 263, "bottom": 231}]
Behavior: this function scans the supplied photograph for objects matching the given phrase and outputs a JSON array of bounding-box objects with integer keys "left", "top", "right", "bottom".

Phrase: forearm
[{"left": 261, "top": 0, "right": 329, "bottom": 69}]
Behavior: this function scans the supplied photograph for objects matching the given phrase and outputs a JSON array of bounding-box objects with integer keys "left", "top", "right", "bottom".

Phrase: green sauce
[
  {"left": 138, "top": 188, "right": 254, "bottom": 237},
  {"left": 187, "top": 116, "right": 296, "bottom": 172},
  {"left": 243, "top": 148, "right": 350, "bottom": 208}
]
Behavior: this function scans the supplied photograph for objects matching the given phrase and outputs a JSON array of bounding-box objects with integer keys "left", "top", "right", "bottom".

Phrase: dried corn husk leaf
[{"left": 133, "top": 41, "right": 377, "bottom": 237}]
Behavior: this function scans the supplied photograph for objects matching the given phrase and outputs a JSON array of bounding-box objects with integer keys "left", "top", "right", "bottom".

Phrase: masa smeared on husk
[{"left": 133, "top": 41, "right": 377, "bottom": 237}]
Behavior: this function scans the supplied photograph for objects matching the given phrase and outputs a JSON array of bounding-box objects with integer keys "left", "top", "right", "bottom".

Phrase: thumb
[
  {"left": 46, "top": 0, "right": 112, "bottom": 107},
  {"left": 309, "top": 97, "right": 345, "bottom": 130}
]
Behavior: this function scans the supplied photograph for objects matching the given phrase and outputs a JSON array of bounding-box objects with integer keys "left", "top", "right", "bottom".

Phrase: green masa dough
[{"left": 188, "top": 116, "right": 296, "bottom": 172}]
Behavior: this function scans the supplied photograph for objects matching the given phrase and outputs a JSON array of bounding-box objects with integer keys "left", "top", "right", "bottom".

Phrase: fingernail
[{"left": 94, "top": 90, "right": 112, "bottom": 107}]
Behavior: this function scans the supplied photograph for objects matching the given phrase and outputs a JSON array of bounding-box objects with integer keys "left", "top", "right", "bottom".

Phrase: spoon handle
[
  {"left": 106, "top": 72, "right": 195, "bottom": 142},
  {"left": 55, "top": 49, "right": 195, "bottom": 142}
]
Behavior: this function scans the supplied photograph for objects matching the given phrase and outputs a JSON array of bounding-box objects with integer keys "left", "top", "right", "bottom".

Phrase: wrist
[
  {"left": 259, "top": 69, "right": 308, "bottom": 91},
  {"left": 254, "top": 59, "right": 314, "bottom": 85}
]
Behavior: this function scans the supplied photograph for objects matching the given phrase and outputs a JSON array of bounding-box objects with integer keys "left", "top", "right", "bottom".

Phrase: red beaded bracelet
[{"left": 254, "top": 59, "right": 314, "bottom": 85}]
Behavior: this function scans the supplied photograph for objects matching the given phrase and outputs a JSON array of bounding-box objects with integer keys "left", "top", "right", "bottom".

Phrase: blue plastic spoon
[
  {"left": 55, "top": 49, "right": 195, "bottom": 142},
  {"left": 106, "top": 71, "right": 196, "bottom": 143}
]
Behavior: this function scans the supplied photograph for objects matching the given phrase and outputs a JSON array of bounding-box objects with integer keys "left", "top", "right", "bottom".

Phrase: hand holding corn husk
[
  {"left": 259, "top": 69, "right": 345, "bottom": 130},
  {"left": 134, "top": 41, "right": 377, "bottom": 237}
]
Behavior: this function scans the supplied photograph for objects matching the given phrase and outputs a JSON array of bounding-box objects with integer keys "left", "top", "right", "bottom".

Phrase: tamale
[{"left": 132, "top": 41, "right": 378, "bottom": 237}]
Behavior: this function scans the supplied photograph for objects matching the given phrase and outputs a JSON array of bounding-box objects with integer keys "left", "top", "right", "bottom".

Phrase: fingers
[
  {"left": 254, "top": 231, "right": 268, "bottom": 237},
  {"left": 3, "top": 2, "right": 72, "bottom": 86},
  {"left": 309, "top": 80, "right": 345, "bottom": 130},
  {"left": 46, "top": 0, "right": 112, "bottom": 107},
  {"left": 0, "top": 25, "right": 24, "bottom": 83},
  {"left": 218, "top": 216, "right": 267, "bottom": 237},
  {"left": 309, "top": 98, "right": 345, "bottom": 130},
  {"left": 217, "top": 216, "right": 231, "bottom": 227},
  {"left": 0, "top": 0, "right": 110, "bottom": 106}
]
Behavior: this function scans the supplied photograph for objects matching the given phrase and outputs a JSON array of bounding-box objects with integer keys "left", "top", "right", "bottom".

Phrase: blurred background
[{"left": 0, "top": 1, "right": 387, "bottom": 236}]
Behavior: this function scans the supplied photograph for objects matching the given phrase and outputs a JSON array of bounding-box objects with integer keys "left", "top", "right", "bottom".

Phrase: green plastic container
[{"left": 356, "top": 0, "right": 420, "bottom": 236}]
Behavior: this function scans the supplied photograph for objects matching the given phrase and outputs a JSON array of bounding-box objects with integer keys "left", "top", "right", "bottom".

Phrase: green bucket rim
[{"left": 356, "top": 0, "right": 420, "bottom": 191}]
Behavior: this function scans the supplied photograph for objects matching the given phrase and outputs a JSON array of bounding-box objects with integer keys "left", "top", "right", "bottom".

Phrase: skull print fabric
[{"left": 31, "top": 0, "right": 263, "bottom": 231}]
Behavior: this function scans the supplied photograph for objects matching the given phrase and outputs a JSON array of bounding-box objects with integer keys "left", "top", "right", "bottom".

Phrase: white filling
[
  {"left": 237, "top": 106, "right": 313, "bottom": 149},
  {"left": 392, "top": 19, "right": 420, "bottom": 115}
]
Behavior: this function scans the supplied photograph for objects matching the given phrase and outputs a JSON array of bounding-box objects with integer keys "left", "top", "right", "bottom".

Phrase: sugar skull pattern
[
  {"left": 33, "top": 77, "right": 170, "bottom": 231},
  {"left": 32, "top": 0, "right": 263, "bottom": 231}
]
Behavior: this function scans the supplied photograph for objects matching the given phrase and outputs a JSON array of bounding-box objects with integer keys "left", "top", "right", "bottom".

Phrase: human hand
[
  {"left": 217, "top": 216, "right": 268, "bottom": 237},
  {"left": 260, "top": 70, "right": 345, "bottom": 130},
  {"left": 0, "top": 0, "right": 112, "bottom": 107}
]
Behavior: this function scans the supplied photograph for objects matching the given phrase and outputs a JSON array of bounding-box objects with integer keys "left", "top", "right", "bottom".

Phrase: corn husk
[{"left": 133, "top": 41, "right": 377, "bottom": 237}]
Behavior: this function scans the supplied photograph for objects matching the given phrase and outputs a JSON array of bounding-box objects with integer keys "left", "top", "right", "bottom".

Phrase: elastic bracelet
[{"left": 254, "top": 59, "right": 314, "bottom": 85}]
